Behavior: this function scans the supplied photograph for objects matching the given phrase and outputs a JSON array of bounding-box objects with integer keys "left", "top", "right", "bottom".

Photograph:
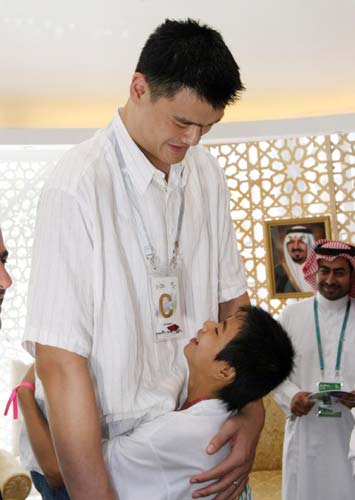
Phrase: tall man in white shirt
[
  {"left": 273, "top": 239, "right": 355, "bottom": 500},
  {"left": 23, "top": 19, "right": 264, "bottom": 500}
]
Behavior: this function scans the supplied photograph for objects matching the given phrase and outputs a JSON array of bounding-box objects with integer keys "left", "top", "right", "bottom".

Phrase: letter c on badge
[{"left": 159, "top": 293, "right": 173, "bottom": 318}]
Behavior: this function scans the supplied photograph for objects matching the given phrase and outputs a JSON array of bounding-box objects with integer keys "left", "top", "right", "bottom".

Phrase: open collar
[{"left": 112, "top": 110, "right": 185, "bottom": 194}]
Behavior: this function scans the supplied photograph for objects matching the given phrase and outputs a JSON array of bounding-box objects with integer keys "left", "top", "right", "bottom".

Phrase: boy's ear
[{"left": 216, "top": 362, "right": 236, "bottom": 384}]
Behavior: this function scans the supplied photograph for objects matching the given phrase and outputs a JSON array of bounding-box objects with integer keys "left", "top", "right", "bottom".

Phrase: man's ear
[
  {"left": 216, "top": 362, "right": 236, "bottom": 384},
  {"left": 130, "top": 72, "right": 149, "bottom": 103}
]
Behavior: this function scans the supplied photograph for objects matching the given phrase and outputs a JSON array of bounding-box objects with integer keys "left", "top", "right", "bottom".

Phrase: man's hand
[
  {"left": 339, "top": 390, "right": 355, "bottom": 409},
  {"left": 190, "top": 400, "right": 264, "bottom": 499},
  {"left": 290, "top": 392, "right": 314, "bottom": 417}
]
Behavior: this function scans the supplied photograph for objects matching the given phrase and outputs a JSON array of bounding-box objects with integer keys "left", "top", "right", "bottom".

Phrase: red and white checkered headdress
[{"left": 302, "top": 239, "right": 355, "bottom": 297}]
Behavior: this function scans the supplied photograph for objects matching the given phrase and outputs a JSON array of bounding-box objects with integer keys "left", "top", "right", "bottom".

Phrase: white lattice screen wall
[
  {"left": 0, "top": 146, "right": 70, "bottom": 453},
  {"left": 0, "top": 132, "right": 354, "bottom": 452},
  {"left": 207, "top": 132, "right": 355, "bottom": 316}
]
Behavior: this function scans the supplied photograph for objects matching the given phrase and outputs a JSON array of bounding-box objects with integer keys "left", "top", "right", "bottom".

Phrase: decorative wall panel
[
  {"left": 0, "top": 146, "right": 69, "bottom": 453},
  {"left": 0, "top": 132, "right": 354, "bottom": 453},
  {"left": 206, "top": 132, "right": 354, "bottom": 316}
]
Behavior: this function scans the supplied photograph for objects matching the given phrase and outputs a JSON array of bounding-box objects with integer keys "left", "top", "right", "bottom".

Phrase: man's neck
[
  {"left": 316, "top": 291, "right": 350, "bottom": 307},
  {"left": 119, "top": 105, "right": 171, "bottom": 179}
]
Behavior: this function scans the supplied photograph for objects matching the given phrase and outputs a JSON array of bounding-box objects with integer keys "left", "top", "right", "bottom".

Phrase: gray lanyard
[
  {"left": 313, "top": 297, "right": 351, "bottom": 377},
  {"left": 112, "top": 133, "right": 185, "bottom": 271}
]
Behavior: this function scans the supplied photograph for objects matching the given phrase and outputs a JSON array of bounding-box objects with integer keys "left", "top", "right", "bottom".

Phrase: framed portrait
[{"left": 264, "top": 216, "right": 332, "bottom": 299}]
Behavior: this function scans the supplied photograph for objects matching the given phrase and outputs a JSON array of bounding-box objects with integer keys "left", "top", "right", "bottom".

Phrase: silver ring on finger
[{"left": 232, "top": 479, "right": 240, "bottom": 487}]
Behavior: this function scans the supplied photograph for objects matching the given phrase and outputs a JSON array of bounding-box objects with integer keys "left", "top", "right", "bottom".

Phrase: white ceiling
[{"left": 1, "top": 0, "right": 355, "bottom": 127}]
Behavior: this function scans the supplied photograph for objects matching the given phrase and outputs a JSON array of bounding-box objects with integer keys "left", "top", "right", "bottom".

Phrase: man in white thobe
[{"left": 273, "top": 239, "right": 355, "bottom": 500}]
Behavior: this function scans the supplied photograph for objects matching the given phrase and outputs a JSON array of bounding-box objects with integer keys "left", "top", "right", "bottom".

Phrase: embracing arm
[
  {"left": 36, "top": 344, "right": 115, "bottom": 500},
  {"left": 18, "top": 364, "right": 63, "bottom": 487}
]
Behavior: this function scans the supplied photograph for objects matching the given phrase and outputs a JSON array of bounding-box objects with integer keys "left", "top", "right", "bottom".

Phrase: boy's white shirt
[
  {"left": 20, "top": 395, "right": 253, "bottom": 499},
  {"left": 104, "top": 399, "right": 234, "bottom": 500}
]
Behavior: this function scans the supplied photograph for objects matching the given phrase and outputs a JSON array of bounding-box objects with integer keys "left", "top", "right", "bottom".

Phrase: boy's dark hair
[
  {"left": 216, "top": 306, "right": 294, "bottom": 411},
  {"left": 135, "top": 18, "right": 245, "bottom": 109}
]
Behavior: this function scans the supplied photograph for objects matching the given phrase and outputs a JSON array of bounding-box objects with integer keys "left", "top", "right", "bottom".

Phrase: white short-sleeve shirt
[
  {"left": 23, "top": 112, "right": 247, "bottom": 433},
  {"left": 104, "top": 399, "right": 252, "bottom": 500}
]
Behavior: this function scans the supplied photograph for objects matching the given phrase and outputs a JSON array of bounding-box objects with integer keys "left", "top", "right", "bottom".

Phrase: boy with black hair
[
  {"left": 15, "top": 306, "right": 294, "bottom": 500},
  {"left": 214, "top": 306, "right": 295, "bottom": 411}
]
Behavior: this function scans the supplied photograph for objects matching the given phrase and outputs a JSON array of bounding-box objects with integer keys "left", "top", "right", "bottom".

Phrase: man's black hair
[
  {"left": 216, "top": 306, "right": 294, "bottom": 411},
  {"left": 135, "top": 18, "right": 245, "bottom": 109}
]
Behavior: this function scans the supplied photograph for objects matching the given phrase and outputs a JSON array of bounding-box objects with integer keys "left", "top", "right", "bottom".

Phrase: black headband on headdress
[
  {"left": 314, "top": 245, "right": 355, "bottom": 256},
  {"left": 286, "top": 226, "right": 313, "bottom": 235}
]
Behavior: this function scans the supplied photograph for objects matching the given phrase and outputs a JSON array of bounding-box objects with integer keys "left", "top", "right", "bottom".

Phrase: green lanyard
[{"left": 313, "top": 297, "right": 351, "bottom": 376}]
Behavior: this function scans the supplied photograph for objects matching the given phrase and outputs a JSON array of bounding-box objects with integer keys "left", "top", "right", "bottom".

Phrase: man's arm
[
  {"left": 17, "top": 365, "right": 63, "bottom": 487},
  {"left": 189, "top": 294, "right": 264, "bottom": 500},
  {"left": 218, "top": 293, "right": 250, "bottom": 321},
  {"left": 36, "top": 344, "right": 116, "bottom": 500}
]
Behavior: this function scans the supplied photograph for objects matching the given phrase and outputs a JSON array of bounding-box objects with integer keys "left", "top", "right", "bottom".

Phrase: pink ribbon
[{"left": 4, "top": 381, "right": 35, "bottom": 420}]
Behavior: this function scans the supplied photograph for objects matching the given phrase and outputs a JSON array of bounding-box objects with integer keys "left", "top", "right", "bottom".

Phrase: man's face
[
  {"left": 131, "top": 76, "right": 224, "bottom": 173},
  {"left": 0, "top": 230, "right": 12, "bottom": 328},
  {"left": 316, "top": 257, "right": 352, "bottom": 301},
  {"left": 287, "top": 237, "right": 308, "bottom": 264},
  {"left": 184, "top": 314, "right": 243, "bottom": 373}
]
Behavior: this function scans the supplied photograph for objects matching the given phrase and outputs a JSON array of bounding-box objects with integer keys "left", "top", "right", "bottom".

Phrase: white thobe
[
  {"left": 273, "top": 292, "right": 355, "bottom": 500},
  {"left": 104, "top": 399, "right": 252, "bottom": 500}
]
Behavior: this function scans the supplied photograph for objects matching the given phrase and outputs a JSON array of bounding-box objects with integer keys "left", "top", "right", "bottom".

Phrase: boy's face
[{"left": 184, "top": 314, "right": 243, "bottom": 373}]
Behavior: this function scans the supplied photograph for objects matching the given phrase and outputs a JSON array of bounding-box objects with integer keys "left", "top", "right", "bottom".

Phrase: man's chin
[
  {"left": 319, "top": 287, "right": 344, "bottom": 300},
  {"left": 291, "top": 256, "right": 305, "bottom": 264},
  {"left": 167, "top": 145, "right": 189, "bottom": 161}
]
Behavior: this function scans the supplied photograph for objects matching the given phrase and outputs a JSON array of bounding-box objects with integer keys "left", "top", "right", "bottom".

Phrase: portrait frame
[{"left": 264, "top": 216, "right": 332, "bottom": 299}]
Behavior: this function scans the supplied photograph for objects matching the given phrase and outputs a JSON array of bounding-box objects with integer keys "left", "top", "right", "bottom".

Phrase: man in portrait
[{"left": 275, "top": 226, "right": 315, "bottom": 293}]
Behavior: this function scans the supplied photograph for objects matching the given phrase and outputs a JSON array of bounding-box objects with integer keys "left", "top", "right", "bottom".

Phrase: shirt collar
[
  {"left": 111, "top": 110, "right": 184, "bottom": 194},
  {"left": 112, "top": 110, "right": 156, "bottom": 194}
]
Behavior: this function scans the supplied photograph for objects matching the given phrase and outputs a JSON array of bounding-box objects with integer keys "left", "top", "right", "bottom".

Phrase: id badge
[
  {"left": 318, "top": 405, "right": 342, "bottom": 418},
  {"left": 317, "top": 379, "right": 343, "bottom": 418},
  {"left": 149, "top": 272, "right": 185, "bottom": 342},
  {"left": 318, "top": 381, "right": 343, "bottom": 392}
]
